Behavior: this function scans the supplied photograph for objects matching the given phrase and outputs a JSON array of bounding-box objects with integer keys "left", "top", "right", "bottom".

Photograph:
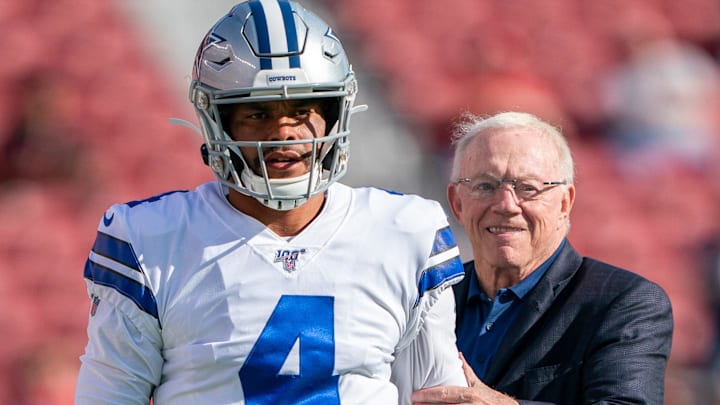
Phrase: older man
[{"left": 412, "top": 112, "right": 673, "bottom": 405}]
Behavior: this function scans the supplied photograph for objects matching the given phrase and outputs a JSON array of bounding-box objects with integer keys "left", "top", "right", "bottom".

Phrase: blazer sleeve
[{"left": 581, "top": 265, "right": 673, "bottom": 404}]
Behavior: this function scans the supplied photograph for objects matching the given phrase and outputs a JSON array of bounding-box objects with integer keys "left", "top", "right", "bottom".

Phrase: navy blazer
[{"left": 453, "top": 241, "right": 673, "bottom": 405}]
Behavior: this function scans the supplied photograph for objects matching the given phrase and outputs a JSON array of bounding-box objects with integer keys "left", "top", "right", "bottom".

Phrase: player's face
[
  {"left": 227, "top": 99, "right": 328, "bottom": 179},
  {"left": 448, "top": 128, "right": 575, "bottom": 278}
]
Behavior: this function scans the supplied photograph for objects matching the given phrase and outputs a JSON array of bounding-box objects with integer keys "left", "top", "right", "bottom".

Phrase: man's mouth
[
  {"left": 487, "top": 226, "right": 524, "bottom": 234},
  {"left": 264, "top": 150, "right": 313, "bottom": 171}
]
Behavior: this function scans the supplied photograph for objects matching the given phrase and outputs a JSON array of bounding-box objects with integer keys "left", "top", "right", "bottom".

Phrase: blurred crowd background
[{"left": 1, "top": 0, "right": 719, "bottom": 403}]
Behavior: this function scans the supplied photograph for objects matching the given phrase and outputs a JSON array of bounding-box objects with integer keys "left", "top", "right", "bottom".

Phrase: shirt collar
[{"left": 466, "top": 238, "right": 566, "bottom": 303}]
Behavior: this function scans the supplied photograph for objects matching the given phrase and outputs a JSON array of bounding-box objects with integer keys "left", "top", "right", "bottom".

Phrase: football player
[{"left": 75, "top": 1, "right": 467, "bottom": 404}]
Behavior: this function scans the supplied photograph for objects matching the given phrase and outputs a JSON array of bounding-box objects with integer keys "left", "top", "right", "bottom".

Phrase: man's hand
[{"left": 410, "top": 353, "right": 519, "bottom": 405}]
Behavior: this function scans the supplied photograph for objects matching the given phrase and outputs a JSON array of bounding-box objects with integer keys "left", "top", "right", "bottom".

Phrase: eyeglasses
[{"left": 455, "top": 176, "right": 567, "bottom": 201}]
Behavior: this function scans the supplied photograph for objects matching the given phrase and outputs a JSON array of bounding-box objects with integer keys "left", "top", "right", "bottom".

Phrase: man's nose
[
  {"left": 499, "top": 183, "right": 519, "bottom": 200},
  {"left": 272, "top": 116, "right": 300, "bottom": 140},
  {"left": 492, "top": 185, "right": 523, "bottom": 213}
]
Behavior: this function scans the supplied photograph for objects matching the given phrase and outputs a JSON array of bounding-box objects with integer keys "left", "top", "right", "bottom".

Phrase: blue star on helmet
[{"left": 207, "top": 32, "right": 227, "bottom": 45}]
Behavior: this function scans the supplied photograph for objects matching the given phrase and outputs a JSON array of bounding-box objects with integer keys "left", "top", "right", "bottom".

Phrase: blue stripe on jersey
[
  {"left": 278, "top": 0, "right": 301, "bottom": 68},
  {"left": 378, "top": 187, "right": 403, "bottom": 196},
  {"left": 92, "top": 231, "right": 141, "bottom": 272},
  {"left": 249, "top": 1, "right": 273, "bottom": 70},
  {"left": 431, "top": 226, "right": 456, "bottom": 256},
  {"left": 84, "top": 259, "right": 160, "bottom": 321},
  {"left": 126, "top": 189, "right": 187, "bottom": 208},
  {"left": 417, "top": 255, "right": 464, "bottom": 296}
]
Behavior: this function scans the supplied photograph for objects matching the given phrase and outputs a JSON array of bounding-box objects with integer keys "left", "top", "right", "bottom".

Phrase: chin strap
[
  {"left": 170, "top": 117, "right": 212, "bottom": 166},
  {"left": 169, "top": 117, "right": 203, "bottom": 137}
]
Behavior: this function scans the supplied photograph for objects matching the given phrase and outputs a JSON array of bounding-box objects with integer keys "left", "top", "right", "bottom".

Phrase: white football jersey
[{"left": 75, "top": 181, "right": 466, "bottom": 404}]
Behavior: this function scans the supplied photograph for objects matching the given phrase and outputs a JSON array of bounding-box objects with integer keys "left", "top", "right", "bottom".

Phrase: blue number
[{"left": 239, "top": 295, "right": 339, "bottom": 404}]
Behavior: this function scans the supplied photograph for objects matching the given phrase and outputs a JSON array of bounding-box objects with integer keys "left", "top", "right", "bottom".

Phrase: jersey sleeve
[
  {"left": 75, "top": 205, "right": 164, "bottom": 404},
  {"left": 391, "top": 287, "right": 467, "bottom": 404},
  {"left": 391, "top": 212, "right": 468, "bottom": 403}
]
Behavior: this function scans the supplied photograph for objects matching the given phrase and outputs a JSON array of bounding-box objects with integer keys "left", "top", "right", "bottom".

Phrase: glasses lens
[
  {"left": 513, "top": 180, "right": 542, "bottom": 200},
  {"left": 461, "top": 177, "right": 555, "bottom": 201}
]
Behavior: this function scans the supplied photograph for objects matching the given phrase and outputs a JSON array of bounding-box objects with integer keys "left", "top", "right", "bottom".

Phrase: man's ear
[
  {"left": 447, "top": 183, "right": 462, "bottom": 222},
  {"left": 561, "top": 183, "right": 576, "bottom": 219}
]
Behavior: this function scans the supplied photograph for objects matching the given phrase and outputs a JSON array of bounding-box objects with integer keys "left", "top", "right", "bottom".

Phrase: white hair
[{"left": 448, "top": 111, "right": 575, "bottom": 182}]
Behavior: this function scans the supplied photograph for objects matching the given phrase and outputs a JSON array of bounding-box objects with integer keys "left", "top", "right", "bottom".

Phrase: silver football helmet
[{"left": 190, "top": 0, "right": 366, "bottom": 210}]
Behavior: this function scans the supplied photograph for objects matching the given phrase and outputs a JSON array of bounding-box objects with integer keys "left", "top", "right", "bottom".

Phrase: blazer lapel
[{"left": 483, "top": 241, "right": 583, "bottom": 385}]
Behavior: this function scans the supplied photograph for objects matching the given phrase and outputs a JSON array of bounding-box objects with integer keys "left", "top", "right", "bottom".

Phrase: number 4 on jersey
[{"left": 239, "top": 295, "right": 340, "bottom": 404}]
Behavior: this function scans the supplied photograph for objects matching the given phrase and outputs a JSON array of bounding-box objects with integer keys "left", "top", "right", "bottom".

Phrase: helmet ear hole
[
  {"left": 322, "top": 145, "right": 335, "bottom": 170},
  {"left": 321, "top": 98, "right": 340, "bottom": 136},
  {"left": 201, "top": 144, "right": 209, "bottom": 166},
  {"left": 229, "top": 148, "right": 247, "bottom": 177},
  {"left": 218, "top": 105, "right": 235, "bottom": 138}
]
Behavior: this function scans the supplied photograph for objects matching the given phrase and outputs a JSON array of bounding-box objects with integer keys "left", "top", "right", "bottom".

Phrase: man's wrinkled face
[{"left": 448, "top": 128, "right": 575, "bottom": 274}]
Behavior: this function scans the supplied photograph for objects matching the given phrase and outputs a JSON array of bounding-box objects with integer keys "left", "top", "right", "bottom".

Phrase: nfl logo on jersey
[
  {"left": 90, "top": 294, "right": 101, "bottom": 317},
  {"left": 274, "top": 249, "right": 307, "bottom": 272}
]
